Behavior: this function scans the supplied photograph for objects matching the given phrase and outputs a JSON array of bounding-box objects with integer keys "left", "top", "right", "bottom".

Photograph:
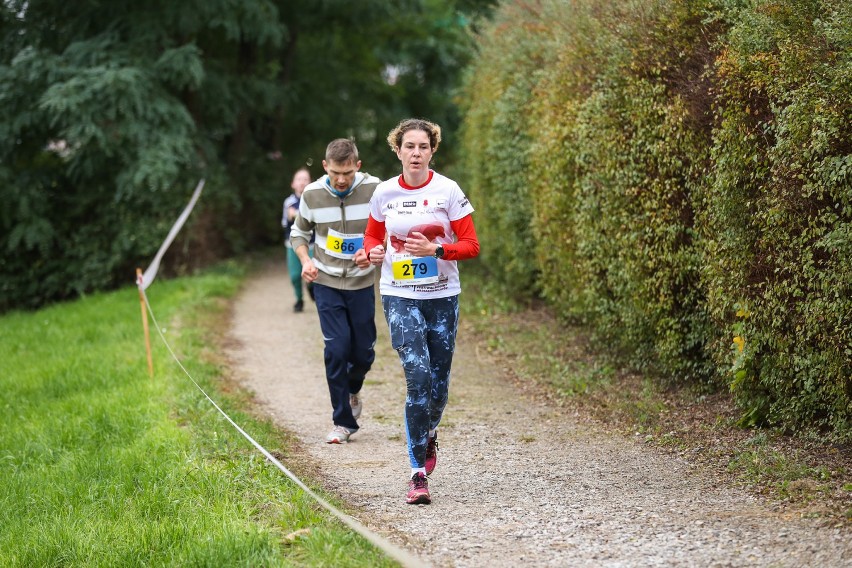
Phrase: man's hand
[
  {"left": 353, "top": 248, "right": 370, "bottom": 269},
  {"left": 301, "top": 258, "right": 319, "bottom": 282}
]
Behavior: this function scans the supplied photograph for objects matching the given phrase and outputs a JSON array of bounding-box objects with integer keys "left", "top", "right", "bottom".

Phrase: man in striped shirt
[{"left": 290, "top": 139, "right": 381, "bottom": 444}]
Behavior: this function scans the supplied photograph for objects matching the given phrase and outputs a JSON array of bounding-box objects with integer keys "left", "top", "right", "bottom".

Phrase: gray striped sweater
[{"left": 289, "top": 172, "right": 380, "bottom": 290}]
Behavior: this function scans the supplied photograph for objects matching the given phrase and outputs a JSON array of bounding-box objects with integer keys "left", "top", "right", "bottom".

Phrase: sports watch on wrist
[{"left": 434, "top": 245, "right": 445, "bottom": 259}]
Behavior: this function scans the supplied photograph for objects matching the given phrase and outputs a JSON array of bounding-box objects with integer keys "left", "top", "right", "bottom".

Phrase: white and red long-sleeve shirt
[{"left": 364, "top": 170, "right": 480, "bottom": 299}]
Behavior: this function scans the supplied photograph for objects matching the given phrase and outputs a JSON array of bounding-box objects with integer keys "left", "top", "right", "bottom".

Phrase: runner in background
[
  {"left": 363, "top": 118, "right": 480, "bottom": 504},
  {"left": 282, "top": 167, "right": 312, "bottom": 312},
  {"left": 290, "top": 139, "right": 381, "bottom": 444}
]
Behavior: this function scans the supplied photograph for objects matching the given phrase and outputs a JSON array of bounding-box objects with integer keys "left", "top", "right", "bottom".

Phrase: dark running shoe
[
  {"left": 406, "top": 473, "right": 431, "bottom": 505},
  {"left": 293, "top": 299, "right": 304, "bottom": 313},
  {"left": 425, "top": 433, "right": 439, "bottom": 476}
]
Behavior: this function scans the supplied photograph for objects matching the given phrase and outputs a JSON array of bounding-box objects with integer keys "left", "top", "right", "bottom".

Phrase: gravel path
[{"left": 225, "top": 261, "right": 850, "bottom": 567}]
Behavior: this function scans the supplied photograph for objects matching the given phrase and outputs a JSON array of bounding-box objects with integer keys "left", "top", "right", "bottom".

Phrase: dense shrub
[
  {"left": 459, "top": 3, "right": 553, "bottom": 297},
  {"left": 464, "top": 0, "right": 719, "bottom": 378},
  {"left": 572, "top": 78, "right": 712, "bottom": 379},
  {"left": 526, "top": 2, "right": 608, "bottom": 318},
  {"left": 460, "top": 0, "right": 851, "bottom": 437},
  {"left": 704, "top": 0, "right": 851, "bottom": 432}
]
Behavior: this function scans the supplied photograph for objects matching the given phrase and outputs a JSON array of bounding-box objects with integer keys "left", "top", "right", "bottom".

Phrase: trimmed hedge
[
  {"left": 460, "top": 0, "right": 851, "bottom": 437},
  {"left": 705, "top": 0, "right": 852, "bottom": 431},
  {"left": 459, "top": 5, "right": 547, "bottom": 296}
]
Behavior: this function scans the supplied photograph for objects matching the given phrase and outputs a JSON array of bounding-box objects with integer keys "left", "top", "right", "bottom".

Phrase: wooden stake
[{"left": 136, "top": 268, "right": 154, "bottom": 378}]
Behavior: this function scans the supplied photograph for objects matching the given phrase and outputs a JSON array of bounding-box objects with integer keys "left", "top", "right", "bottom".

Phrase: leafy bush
[
  {"left": 460, "top": 0, "right": 851, "bottom": 437},
  {"left": 464, "top": 0, "right": 719, "bottom": 380},
  {"left": 704, "top": 0, "right": 851, "bottom": 432},
  {"left": 459, "top": 2, "right": 555, "bottom": 297},
  {"left": 526, "top": 2, "right": 609, "bottom": 319}
]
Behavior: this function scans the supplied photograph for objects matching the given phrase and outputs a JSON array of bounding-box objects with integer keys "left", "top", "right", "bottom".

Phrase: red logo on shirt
[{"left": 423, "top": 200, "right": 428, "bottom": 206}]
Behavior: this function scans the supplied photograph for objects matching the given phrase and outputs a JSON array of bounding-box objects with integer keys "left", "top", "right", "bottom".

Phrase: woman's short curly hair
[{"left": 386, "top": 118, "right": 442, "bottom": 153}]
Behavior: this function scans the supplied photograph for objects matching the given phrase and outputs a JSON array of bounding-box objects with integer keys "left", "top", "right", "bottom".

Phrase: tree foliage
[{"left": 0, "top": 0, "right": 496, "bottom": 310}]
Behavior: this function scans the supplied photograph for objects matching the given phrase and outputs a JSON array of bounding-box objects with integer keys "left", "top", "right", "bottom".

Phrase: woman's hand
[
  {"left": 404, "top": 232, "right": 438, "bottom": 257},
  {"left": 368, "top": 244, "right": 386, "bottom": 265}
]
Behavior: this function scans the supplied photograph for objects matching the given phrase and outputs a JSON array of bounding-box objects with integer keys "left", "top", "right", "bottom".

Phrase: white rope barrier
[
  {"left": 139, "top": 179, "right": 205, "bottom": 291},
  {"left": 136, "top": 179, "right": 429, "bottom": 568},
  {"left": 141, "top": 291, "right": 429, "bottom": 568}
]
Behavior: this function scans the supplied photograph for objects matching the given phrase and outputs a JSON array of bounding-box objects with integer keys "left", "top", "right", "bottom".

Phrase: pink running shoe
[
  {"left": 425, "top": 434, "right": 439, "bottom": 475},
  {"left": 406, "top": 473, "right": 431, "bottom": 505}
]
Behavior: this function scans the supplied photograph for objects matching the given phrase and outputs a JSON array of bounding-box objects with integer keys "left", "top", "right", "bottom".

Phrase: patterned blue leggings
[{"left": 382, "top": 294, "right": 459, "bottom": 469}]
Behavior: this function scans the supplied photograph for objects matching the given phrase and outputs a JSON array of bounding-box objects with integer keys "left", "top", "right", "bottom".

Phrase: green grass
[
  {"left": 726, "top": 433, "right": 834, "bottom": 502},
  {"left": 460, "top": 261, "right": 614, "bottom": 400},
  {"left": 0, "top": 260, "right": 398, "bottom": 567}
]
